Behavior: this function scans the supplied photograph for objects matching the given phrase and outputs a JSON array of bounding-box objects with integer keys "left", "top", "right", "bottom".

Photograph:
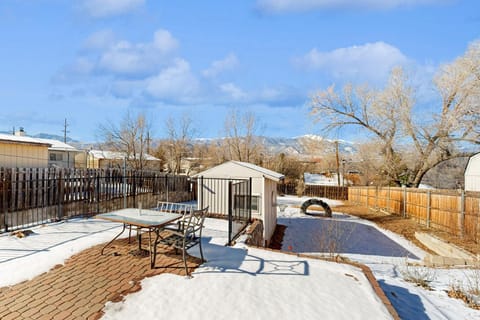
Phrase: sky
[
  {"left": 0, "top": 0, "right": 479, "bottom": 142},
  {"left": 2, "top": 196, "right": 480, "bottom": 319}
]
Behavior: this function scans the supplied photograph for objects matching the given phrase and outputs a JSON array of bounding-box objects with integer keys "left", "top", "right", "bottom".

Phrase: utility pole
[
  {"left": 63, "top": 118, "right": 69, "bottom": 143},
  {"left": 146, "top": 131, "right": 151, "bottom": 154},
  {"left": 63, "top": 118, "right": 71, "bottom": 168}
]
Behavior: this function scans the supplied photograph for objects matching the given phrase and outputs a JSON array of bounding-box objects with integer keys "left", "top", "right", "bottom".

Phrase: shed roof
[{"left": 194, "top": 160, "right": 284, "bottom": 182}]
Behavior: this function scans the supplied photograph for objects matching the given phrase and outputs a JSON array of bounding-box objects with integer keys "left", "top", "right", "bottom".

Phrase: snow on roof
[
  {"left": 0, "top": 133, "right": 52, "bottom": 147},
  {"left": 195, "top": 160, "right": 284, "bottom": 182},
  {"left": 34, "top": 138, "right": 79, "bottom": 152},
  {"left": 89, "top": 149, "right": 160, "bottom": 161},
  {"left": 231, "top": 160, "right": 284, "bottom": 181}
]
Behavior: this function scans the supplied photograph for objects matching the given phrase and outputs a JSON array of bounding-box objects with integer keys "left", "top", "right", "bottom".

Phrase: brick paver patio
[{"left": 0, "top": 236, "right": 201, "bottom": 320}]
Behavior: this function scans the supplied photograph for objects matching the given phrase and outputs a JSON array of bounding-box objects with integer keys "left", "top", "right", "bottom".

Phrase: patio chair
[
  {"left": 155, "top": 206, "right": 208, "bottom": 276},
  {"left": 156, "top": 201, "right": 194, "bottom": 232}
]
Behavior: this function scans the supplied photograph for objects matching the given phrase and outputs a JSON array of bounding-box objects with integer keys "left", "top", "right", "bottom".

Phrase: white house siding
[
  {"left": 262, "top": 179, "right": 278, "bottom": 245},
  {"left": 465, "top": 153, "right": 480, "bottom": 192},
  {"left": 197, "top": 178, "right": 230, "bottom": 215}
]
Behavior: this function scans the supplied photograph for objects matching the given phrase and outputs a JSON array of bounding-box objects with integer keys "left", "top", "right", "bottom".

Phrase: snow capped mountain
[{"left": 194, "top": 135, "right": 355, "bottom": 157}]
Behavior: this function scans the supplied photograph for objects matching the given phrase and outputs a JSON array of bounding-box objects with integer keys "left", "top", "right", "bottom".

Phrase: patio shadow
[{"left": 191, "top": 237, "right": 309, "bottom": 276}]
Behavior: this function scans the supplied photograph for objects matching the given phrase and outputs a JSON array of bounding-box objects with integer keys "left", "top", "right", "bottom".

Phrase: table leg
[
  {"left": 151, "top": 228, "right": 160, "bottom": 269},
  {"left": 137, "top": 226, "right": 142, "bottom": 251},
  {"left": 101, "top": 223, "right": 127, "bottom": 255}
]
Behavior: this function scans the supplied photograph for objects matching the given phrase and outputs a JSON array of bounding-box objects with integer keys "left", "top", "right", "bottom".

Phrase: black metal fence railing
[
  {"left": 229, "top": 178, "right": 252, "bottom": 245},
  {"left": 194, "top": 176, "right": 252, "bottom": 245},
  {"left": 0, "top": 167, "right": 194, "bottom": 233},
  {"left": 277, "top": 182, "right": 348, "bottom": 200}
]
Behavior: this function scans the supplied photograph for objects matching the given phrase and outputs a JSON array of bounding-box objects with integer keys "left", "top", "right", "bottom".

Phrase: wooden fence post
[
  {"left": 2, "top": 169, "right": 7, "bottom": 232},
  {"left": 460, "top": 190, "right": 465, "bottom": 237},
  {"left": 96, "top": 174, "right": 100, "bottom": 214},
  {"left": 387, "top": 187, "right": 391, "bottom": 213},
  {"left": 426, "top": 190, "right": 431, "bottom": 228},
  {"left": 166, "top": 175, "right": 169, "bottom": 202},
  {"left": 58, "top": 169, "right": 64, "bottom": 220},
  {"left": 403, "top": 187, "right": 407, "bottom": 218}
]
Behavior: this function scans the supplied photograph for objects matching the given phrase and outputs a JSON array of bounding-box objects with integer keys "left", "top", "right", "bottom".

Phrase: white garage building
[{"left": 465, "top": 153, "right": 480, "bottom": 192}]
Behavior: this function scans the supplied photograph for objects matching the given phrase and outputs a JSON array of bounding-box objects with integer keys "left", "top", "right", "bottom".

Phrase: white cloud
[
  {"left": 97, "top": 29, "right": 178, "bottom": 76},
  {"left": 83, "top": 0, "right": 145, "bottom": 18},
  {"left": 256, "top": 0, "right": 449, "bottom": 13},
  {"left": 217, "top": 83, "right": 305, "bottom": 106},
  {"left": 152, "top": 29, "right": 179, "bottom": 54},
  {"left": 82, "top": 29, "right": 116, "bottom": 50},
  {"left": 202, "top": 54, "right": 239, "bottom": 78},
  {"left": 146, "top": 59, "right": 200, "bottom": 102},
  {"left": 294, "top": 42, "right": 409, "bottom": 82},
  {"left": 51, "top": 57, "right": 95, "bottom": 84},
  {"left": 219, "top": 83, "right": 247, "bottom": 100}
]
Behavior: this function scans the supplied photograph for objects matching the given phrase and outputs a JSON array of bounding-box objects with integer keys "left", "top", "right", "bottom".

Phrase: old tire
[{"left": 300, "top": 199, "right": 332, "bottom": 217}]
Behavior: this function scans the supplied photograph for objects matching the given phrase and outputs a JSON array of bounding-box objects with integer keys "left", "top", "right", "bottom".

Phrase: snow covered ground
[
  {"left": 1, "top": 196, "right": 479, "bottom": 319},
  {"left": 278, "top": 195, "right": 480, "bottom": 320}
]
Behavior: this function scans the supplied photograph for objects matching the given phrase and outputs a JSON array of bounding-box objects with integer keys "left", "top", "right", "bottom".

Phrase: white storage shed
[
  {"left": 195, "top": 161, "right": 284, "bottom": 246},
  {"left": 465, "top": 153, "right": 480, "bottom": 192}
]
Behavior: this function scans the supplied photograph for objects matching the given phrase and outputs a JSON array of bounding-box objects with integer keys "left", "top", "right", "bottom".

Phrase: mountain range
[
  {"left": 194, "top": 134, "right": 355, "bottom": 157},
  {"left": 1, "top": 130, "right": 355, "bottom": 157}
]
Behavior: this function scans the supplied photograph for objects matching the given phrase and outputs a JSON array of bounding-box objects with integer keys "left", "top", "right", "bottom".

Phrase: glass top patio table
[
  {"left": 97, "top": 208, "right": 182, "bottom": 228},
  {"left": 96, "top": 208, "right": 182, "bottom": 268}
]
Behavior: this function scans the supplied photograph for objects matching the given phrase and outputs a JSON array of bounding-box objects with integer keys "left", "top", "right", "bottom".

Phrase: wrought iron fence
[
  {"left": 195, "top": 177, "right": 252, "bottom": 245},
  {"left": 0, "top": 167, "right": 194, "bottom": 233}
]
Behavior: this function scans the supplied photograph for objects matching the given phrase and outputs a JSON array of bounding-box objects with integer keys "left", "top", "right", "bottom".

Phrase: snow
[
  {"left": 277, "top": 195, "right": 480, "bottom": 320},
  {"left": 0, "top": 196, "right": 479, "bottom": 319}
]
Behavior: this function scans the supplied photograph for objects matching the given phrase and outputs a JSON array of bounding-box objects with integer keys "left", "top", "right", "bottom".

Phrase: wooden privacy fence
[
  {"left": 349, "top": 186, "right": 480, "bottom": 242},
  {"left": 278, "top": 182, "right": 348, "bottom": 200},
  {"left": 0, "top": 168, "right": 194, "bottom": 233}
]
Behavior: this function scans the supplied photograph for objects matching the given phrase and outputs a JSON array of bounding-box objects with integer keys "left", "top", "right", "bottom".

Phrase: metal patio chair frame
[{"left": 155, "top": 206, "right": 208, "bottom": 276}]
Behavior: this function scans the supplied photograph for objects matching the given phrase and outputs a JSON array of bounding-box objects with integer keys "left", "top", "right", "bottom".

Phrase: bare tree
[
  {"left": 223, "top": 109, "right": 264, "bottom": 163},
  {"left": 164, "top": 114, "right": 195, "bottom": 174},
  {"left": 98, "top": 111, "right": 152, "bottom": 171},
  {"left": 310, "top": 41, "right": 480, "bottom": 187}
]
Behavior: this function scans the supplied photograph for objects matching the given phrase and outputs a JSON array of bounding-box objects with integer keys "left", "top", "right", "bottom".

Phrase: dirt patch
[
  {"left": 269, "top": 224, "right": 287, "bottom": 250},
  {"left": 336, "top": 202, "right": 480, "bottom": 256}
]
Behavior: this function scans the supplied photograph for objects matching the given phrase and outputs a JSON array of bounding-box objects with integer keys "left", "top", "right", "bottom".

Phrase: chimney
[{"left": 15, "top": 127, "right": 26, "bottom": 136}]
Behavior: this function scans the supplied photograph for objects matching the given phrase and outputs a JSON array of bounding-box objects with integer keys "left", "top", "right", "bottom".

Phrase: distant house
[
  {"left": 0, "top": 130, "right": 81, "bottom": 168},
  {"left": 76, "top": 149, "right": 161, "bottom": 170},
  {"left": 465, "top": 153, "right": 480, "bottom": 192},
  {"left": 35, "top": 138, "right": 80, "bottom": 168},
  {"left": 195, "top": 160, "right": 284, "bottom": 246},
  {"left": 0, "top": 133, "right": 51, "bottom": 168},
  {"left": 304, "top": 172, "right": 355, "bottom": 186}
]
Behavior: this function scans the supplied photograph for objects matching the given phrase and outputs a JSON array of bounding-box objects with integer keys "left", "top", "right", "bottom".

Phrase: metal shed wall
[{"left": 465, "top": 153, "right": 480, "bottom": 192}]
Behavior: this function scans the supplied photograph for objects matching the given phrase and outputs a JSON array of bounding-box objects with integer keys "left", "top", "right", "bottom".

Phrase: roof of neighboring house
[
  {"left": 194, "top": 160, "right": 284, "bottom": 182},
  {"left": 34, "top": 138, "right": 80, "bottom": 152},
  {"left": 0, "top": 133, "right": 52, "bottom": 147},
  {"left": 88, "top": 150, "right": 160, "bottom": 161}
]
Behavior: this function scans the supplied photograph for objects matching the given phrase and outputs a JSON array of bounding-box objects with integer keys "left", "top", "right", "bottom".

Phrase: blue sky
[{"left": 0, "top": 0, "right": 479, "bottom": 142}]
